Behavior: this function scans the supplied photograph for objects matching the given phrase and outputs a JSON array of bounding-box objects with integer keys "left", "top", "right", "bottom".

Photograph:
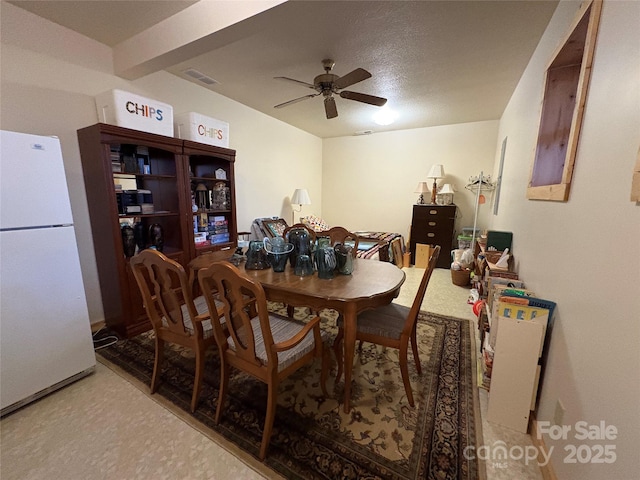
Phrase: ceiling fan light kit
[
  {"left": 373, "top": 106, "right": 398, "bottom": 126},
  {"left": 274, "top": 59, "right": 387, "bottom": 119}
]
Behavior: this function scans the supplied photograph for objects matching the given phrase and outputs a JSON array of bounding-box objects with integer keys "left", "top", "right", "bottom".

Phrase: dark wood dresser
[{"left": 409, "top": 204, "right": 456, "bottom": 268}]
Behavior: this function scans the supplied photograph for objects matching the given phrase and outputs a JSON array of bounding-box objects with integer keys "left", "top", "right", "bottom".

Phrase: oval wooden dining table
[{"left": 242, "top": 258, "right": 406, "bottom": 413}]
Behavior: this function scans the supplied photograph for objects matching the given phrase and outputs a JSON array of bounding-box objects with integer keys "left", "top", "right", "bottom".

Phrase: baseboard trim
[{"left": 530, "top": 414, "right": 558, "bottom": 480}]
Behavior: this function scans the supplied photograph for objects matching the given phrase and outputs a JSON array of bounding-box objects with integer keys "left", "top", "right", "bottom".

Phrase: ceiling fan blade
[
  {"left": 274, "top": 93, "right": 319, "bottom": 109},
  {"left": 334, "top": 68, "right": 371, "bottom": 89},
  {"left": 324, "top": 96, "right": 338, "bottom": 119},
  {"left": 340, "top": 91, "right": 388, "bottom": 107},
  {"left": 274, "top": 76, "right": 316, "bottom": 89}
]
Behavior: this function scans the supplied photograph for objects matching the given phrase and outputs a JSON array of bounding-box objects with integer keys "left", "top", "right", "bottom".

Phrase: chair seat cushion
[
  {"left": 338, "top": 303, "right": 410, "bottom": 340},
  {"left": 162, "top": 295, "right": 221, "bottom": 339},
  {"left": 228, "top": 314, "right": 330, "bottom": 372}
]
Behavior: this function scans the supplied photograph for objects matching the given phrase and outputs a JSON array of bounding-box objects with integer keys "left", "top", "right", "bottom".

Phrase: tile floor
[{"left": 1, "top": 267, "right": 544, "bottom": 480}]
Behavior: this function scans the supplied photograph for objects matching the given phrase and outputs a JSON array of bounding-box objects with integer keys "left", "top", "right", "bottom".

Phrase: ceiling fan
[{"left": 274, "top": 59, "right": 387, "bottom": 119}]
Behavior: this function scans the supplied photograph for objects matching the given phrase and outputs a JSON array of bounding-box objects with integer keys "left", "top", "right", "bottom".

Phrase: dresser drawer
[
  {"left": 416, "top": 231, "right": 439, "bottom": 242},
  {"left": 415, "top": 218, "right": 454, "bottom": 232},
  {"left": 412, "top": 205, "right": 456, "bottom": 222},
  {"left": 412, "top": 224, "right": 453, "bottom": 238}
]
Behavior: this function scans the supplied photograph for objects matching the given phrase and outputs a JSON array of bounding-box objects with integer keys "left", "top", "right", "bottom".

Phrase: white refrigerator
[{"left": 1, "top": 130, "right": 96, "bottom": 416}]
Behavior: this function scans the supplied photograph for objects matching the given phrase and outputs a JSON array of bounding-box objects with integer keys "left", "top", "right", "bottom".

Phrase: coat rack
[{"left": 465, "top": 172, "right": 495, "bottom": 249}]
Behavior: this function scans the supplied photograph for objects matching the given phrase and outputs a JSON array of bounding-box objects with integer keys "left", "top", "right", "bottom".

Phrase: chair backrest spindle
[
  {"left": 199, "top": 262, "right": 271, "bottom": 368},
  {"left": 283, "top": 223, "right": 317, "bottom": 242},
  {"left": 131, "top": 249, "right": 199, "bottom": 337},
  {"left": 404, "top": 245, "right": 441, "bottom": 336},
  {"left": 319, "top": 226, "right": 360, "bottom": 256}
]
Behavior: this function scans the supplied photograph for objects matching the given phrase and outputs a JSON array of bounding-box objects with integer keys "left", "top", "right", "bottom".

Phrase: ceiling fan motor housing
[{"left": 314, "top": 73, "right": 339, "bottom": 94}]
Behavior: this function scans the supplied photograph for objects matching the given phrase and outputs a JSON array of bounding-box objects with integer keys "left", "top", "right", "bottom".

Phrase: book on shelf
[
  {"left": 487, "top": 276, "right": 525, "bottom": 290},
  {"left": 487, "top": 284, "right": 534, "bottom": 316},
  {"left": 480, "top": 336, "right": 494, "bottom": 390},
  {"left": 209, "top": 233, "right": 230, "bottom": 244},
  {"left": 485, "top": 269, "right": 520, "bottom": 280},
  {"left": 208, "top": 216, "right": 229, "bottom": 235},
  {"left": 209, "top": 224, "right": 228, "bottom": 234}
]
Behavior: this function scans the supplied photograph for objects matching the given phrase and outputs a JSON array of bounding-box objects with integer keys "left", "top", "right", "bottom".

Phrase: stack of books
[
  {"left": 208, "top": 215, "right": 229, "bottom": 244},
  {"left": 110, "top": 148, "right": 122, "bottom": 172}
]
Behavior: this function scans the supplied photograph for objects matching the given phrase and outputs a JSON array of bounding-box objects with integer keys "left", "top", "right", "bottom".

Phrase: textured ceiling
[
  {"left": 8, "top": 1, "right": 198, "bottom": 46},
  {"left": 8, "top": 0, "right": 559, "bottom": 138}
]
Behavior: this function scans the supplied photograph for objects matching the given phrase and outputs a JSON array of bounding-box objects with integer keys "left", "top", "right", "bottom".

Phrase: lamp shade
[
  {"left": 414, "top": 182, "right": 429, "bottom": 193},
  {"left": 427, "top": 164, "right": 445, "bottom": 179},
  {"left": 291, "top": 188, "right": 311, "bottom": 205},
  {"left": 436, "top": 183, "right": 455, "bottom": 205},
  {"left": 439, "top": 183, "right": 455, "bottom": 194}
]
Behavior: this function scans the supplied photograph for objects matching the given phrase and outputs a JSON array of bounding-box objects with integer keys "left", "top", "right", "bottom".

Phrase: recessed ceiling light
[{"left": 372, "top": 106, "right": 398, "bottom": 126}]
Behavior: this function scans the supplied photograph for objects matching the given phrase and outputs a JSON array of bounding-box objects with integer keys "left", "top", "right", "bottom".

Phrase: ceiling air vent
[{"left": 183, "top": 68, "right": 219, "bottom": 86}]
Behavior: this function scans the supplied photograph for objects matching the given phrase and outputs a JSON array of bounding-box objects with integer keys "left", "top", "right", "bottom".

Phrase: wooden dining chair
[
  {"left": 320, "top": 226, "right": 360, "bottom": 255},
  {"left": 333, "top": 245, "right": 441, "bottom": 407},
  {"left": 197, "top": 261, "right": 330, "bottom": 460},
  {"left": 283, "top": 223, "right": 317, "bottom": 242},
  {"left": 130, "top": 249, "right": 222, "bottom": 413}
]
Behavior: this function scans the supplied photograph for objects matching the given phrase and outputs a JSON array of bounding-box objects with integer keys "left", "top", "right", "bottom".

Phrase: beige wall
[
  {"left": 491, "top": 1, "right": 640, "bottom": 478},
  {"left": 0, "top": 2, "right": 321, "bottom": 323},
  {"left": 322, "top": 121, "right": 499, "bottom": 241}
]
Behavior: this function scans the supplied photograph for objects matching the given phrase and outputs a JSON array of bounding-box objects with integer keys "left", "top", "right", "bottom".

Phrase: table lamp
[
  {"left": 290, "top": 188, "right": 311, "bottom": 225},
  {"left": 427, "top": 164, "right": 445, "bottom": 204},
  {"left": 414, "top": 182, "right": 429, "bottom": 204},
  {"left": 436, "top": 183, "right": 455, "bottom": 205}
]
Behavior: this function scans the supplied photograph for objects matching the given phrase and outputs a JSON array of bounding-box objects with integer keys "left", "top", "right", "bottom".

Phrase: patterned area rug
[{"left": 97, "top": 307, "right": 481, "bottom": 480}]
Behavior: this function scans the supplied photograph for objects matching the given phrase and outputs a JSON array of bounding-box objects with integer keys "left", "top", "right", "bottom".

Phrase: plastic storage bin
[
  {"left": 458, "top": 235, "right": 473, "bottom": 249},
  {"left": 175, "top": 112, "right": 229, "bottom": 148},
  {"left": 95, "top": 89, "right": 174, "bottom": 137}
]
